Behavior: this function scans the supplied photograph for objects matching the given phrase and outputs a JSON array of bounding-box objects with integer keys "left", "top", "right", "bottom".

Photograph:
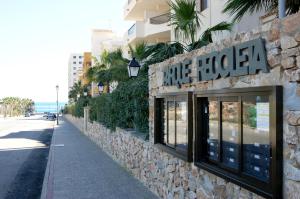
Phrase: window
[
  {"left": 200, "top": 0, "right": 208, "bottom": 12},
  {"left": 154, "top": 92, "right": 193, "bottom": 161},
  {"left": 194, "top": 86, "right": 282, "bottom": 198},
  {"left": 79, "top": 61, "right": 82, "bottom": 64},
  {"left": 73, "top": 62, "right": 76, "bottom": 64},
  {"left": 73, "top": 56, "right": 76, "bottom": 59},
  {"left": 79, "top": 56, "right": 83, "bottom": 59},
  {"left": 73, "top": 67, "right": 76, "bottom": 70}
]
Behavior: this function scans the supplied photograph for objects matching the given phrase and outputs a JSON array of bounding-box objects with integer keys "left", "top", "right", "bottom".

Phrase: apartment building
[
  {"left": 91, "top": 29, "right": 124, "bottom": 96},
  {"left": 123, "top": 0, "right": 266, "bottom": 46},
  {"left": 68, "top": 53, "right": 83, "bottom": 92},
  {"left": 123, "top": 0, "right": 171, "bottom": 46}
]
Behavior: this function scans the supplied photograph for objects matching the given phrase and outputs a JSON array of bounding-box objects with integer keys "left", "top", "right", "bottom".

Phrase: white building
[
  {"left": 123, "top": 0, "right": 171, "bottom": 46},
  {"left": 123, "top": 0, "right": 267, "bottom": 46},
  {"left": 68, "top": 53, "right": 84, "bottom": 92}
]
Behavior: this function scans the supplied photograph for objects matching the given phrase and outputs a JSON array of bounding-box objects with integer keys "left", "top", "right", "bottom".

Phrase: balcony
[
  {"left": 124, "top": 0, "right": 169, "bottom": 21},
  {"left": 125, "top": 13, "right": 171, "bottom": 45}
]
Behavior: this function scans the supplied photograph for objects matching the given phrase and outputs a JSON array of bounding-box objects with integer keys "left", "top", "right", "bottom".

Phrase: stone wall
[
  {"left": 148, "top": 13, "right": 300, "bottom": 199},
  {"left": 66, "top": 114, "right": 265, "bottom": 199},
  {"left": 65, "top": 12, "right": 300, "bottom": 199}
]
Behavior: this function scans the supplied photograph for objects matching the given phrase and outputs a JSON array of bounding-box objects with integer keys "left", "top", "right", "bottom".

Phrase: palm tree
[
  {"left": 223, "top": 0, "right": 300, "bottom": 22},
  {"left": 129, "top": 41, "right": 151, "bottom": 62},
  {"left": 169, "top": 0, "right": 201, "bottom": 44},
  {"left": 100, "top": 48, "right": 129, "bottom": 83},
  {"left": 68, "top": 81, "right": 84, "bottom": 102},
  {"left": 87, "top": 49, "right": 130, "bottom": 94}
]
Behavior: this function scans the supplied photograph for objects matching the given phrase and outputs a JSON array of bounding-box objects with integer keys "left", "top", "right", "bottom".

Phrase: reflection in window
[
  {"left": 222, "top": 101, "right": 239, "bottom": 169},
  {"left": 176, "top": 101, "right": 187, "bottom": 149},
  {"left": 243, "top": 96, "right": 270, "bottom": 182},
  {"left": 155, "top": 96, "right": 190, "bottom": 158},
  {"left": 163, "top": 101, "right": 167, "bottom": 144},
  {"left": 207, "top": 100, "right": 218, "bottom": 161},
  {"left": 168, "top": 101, "right": 175, "bottom": 147}
]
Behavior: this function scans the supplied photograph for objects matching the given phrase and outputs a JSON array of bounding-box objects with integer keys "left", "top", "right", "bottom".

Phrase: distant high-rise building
[{"left": 68, "top": 53, "right": 84, "bottom": 93}]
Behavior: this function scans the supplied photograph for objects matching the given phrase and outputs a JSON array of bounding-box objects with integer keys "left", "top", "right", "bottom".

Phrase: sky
[{"left": 0, "top": 0, "right": 132, "bottom": 102}]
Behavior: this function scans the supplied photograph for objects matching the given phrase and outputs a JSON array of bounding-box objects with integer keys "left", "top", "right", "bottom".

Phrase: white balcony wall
[
  {"left": 124, "top": 0, "right": 169, "bottom": 21},
  {"left": 144, "top": 19, "right": 170, "bottom": 38},
  {"left": 126, "top": 21, "right": 145, "bottom": 44}
]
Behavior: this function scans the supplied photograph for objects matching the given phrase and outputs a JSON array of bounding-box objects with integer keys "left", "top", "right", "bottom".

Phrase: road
[{"left": 0, "top": 115, "right": 54, "bottom": 199}]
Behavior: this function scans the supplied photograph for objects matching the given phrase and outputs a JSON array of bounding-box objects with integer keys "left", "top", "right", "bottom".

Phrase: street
[{"left": 0, "top": 115, "right": 54, "bottom": 199}]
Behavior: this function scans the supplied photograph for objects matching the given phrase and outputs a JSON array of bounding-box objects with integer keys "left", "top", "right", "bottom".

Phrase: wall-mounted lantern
[
  {"left": 98, "top": 82, "right": 104, "bottom": 94},
  {"left": 128, "top": 57, "right": 141, "bottom": 78}
]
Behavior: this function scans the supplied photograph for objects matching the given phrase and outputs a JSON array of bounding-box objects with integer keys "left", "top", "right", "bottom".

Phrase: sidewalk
[{"left": 41, "top": 118, "right": 158, "bottom": 199}]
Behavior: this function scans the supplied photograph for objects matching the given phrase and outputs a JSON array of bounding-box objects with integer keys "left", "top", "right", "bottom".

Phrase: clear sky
[{"left": 0, "top": 0, "right": 132, "bottom": 102}]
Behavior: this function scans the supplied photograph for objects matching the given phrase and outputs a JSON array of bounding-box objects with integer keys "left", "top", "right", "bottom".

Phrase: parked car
[
  {"left": 43, "top": 112, "right": 50, "bottom": 118},
  {"left": 46, "top": 113, "right": 56, "bottom": 121},
  {"left": 25, "top": 112, "right": 30, "bottom": 117}
]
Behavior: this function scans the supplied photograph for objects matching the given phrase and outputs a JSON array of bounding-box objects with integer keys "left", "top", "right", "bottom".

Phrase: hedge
[{"left": 67, "top": 70, "right": 149, "bottom": 134}]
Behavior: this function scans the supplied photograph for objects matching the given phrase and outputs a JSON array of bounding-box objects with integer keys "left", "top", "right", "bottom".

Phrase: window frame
[
  {"left": 154, "top": 92, "right": 193, "bottom": 162},
  {"left": 194, "top": 86, "right": 282, "bottom": 199},
  {"left": 200, "top": 0, "right": 208, "bottom": 12}
]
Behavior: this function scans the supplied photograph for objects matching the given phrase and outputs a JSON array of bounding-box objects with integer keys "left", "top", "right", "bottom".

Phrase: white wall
[{"left": 171, "top": 0, "right": 266, "bottom": 43}]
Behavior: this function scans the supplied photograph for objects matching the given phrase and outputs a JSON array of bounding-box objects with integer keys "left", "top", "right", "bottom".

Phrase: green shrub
[
  {"left": 73, "top": 97, "right": 88, "bottom": 118},
  {"left": 63, "top": 104, "right": 75, "bottom": 115},
  {"left": 69, "top": 66, "right": 149, "bottom": 134}
]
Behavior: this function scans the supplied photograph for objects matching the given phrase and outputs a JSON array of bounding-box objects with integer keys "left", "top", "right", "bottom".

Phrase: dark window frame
[
  {"left": 154, "top": 92, "right": 193, "bottom": 162},
  {"left": 200, "top": 0, "right": 208, "bottom": 12},
  {"left": 194, "top": 86, "right": 282, "bottom": 199}
]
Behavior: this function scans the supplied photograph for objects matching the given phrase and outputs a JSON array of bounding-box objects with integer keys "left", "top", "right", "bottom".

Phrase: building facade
[
  {"left": 123, "top": 0, "right": 267, "bottom": 46},
  {"left": 68, "top": 53, "right": 84, "bottom": 92},
  {"left": 123, "top": 0, "right": 171, "bottom": 46}
]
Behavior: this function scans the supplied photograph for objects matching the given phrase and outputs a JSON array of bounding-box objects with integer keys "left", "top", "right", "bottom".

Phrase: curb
[{"left": 40, "top": 124, "right": 57, "bottom": 199}]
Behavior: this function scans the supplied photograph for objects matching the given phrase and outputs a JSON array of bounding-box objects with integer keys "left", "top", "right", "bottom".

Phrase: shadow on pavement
[{"left": 0, "top": 128, "right": 53, "bottom": 199}]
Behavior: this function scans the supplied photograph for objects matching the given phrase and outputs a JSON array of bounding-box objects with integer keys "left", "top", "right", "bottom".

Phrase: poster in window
[{"left": 256, "top": 103, "right": 269, "bottom": 132}]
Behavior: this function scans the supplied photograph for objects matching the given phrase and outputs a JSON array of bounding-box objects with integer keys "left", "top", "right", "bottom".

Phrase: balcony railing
[
  {"left": 150, "top": 13, "right": 170, "bottom": 25},
  {"left": 128, "top": 23, "right": 136, "bottom": 35}
]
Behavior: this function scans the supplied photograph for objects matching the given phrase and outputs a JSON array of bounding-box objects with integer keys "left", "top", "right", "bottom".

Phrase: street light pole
[{"left": 56, "top": 85, "right": 59, "bottom": 125}]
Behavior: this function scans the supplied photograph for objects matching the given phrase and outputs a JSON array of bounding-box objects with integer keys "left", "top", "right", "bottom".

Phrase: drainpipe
[{"left": 279, "top": 0, "right": 286, "bottom": 19}]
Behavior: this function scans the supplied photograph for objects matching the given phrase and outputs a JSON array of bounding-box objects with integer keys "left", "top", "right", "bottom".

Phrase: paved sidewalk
[{"left": 41, "top": 118, "right": 158, "bottom": 199}]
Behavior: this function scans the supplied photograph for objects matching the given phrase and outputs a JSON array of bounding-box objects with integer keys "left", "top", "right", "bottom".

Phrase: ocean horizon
[{"left": 35, "top": 102, "right": 66, "bottom": 113}]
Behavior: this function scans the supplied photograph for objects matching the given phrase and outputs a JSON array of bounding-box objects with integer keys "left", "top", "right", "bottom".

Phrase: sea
[{"left": 34, "top": 102, "right": 66, "bottom": 113}]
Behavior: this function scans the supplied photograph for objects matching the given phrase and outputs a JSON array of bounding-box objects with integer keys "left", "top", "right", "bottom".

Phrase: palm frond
[
  {"left": 169, "top": 0, "right": 200, "bottom": 43},
  {"left": 223, "top": 0, "right": 274, "bottom": 22},
  {"left": 129, "top": 41, "right": 150, "bottom": 61}
]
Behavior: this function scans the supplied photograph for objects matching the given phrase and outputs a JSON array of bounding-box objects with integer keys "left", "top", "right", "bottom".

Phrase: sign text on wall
[{"left": 163, "top": 38, "right": 269, "bottom": 87}]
